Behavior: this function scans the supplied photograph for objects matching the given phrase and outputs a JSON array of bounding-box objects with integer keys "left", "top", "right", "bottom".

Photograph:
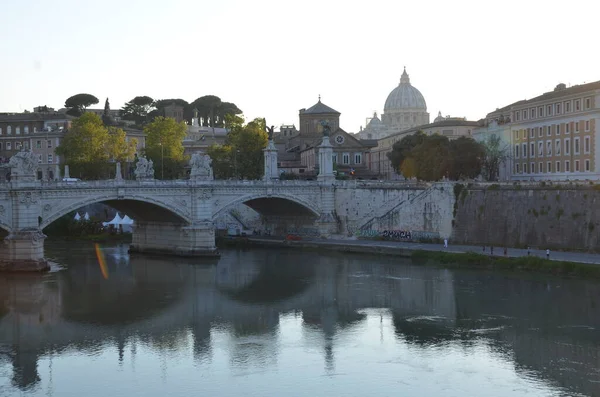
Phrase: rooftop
[
  {"left": 0, "top": 112, "right": 73, "bottom": 122},
  {"left": 300, "top": 98, "right": 340, "bottom": 115}
]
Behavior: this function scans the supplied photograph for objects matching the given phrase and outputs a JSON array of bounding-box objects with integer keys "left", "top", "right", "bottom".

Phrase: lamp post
[
  {"left": 159, "top": 141, "right": 164, "bottom": 180},
  {"left": 234, "top": 149, "right": 240, "bottom": 180}
]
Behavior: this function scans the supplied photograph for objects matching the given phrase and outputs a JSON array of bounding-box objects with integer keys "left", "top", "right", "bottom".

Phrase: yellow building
[{"left": 509, "top": 81, "right": 600, "bottom": 180}]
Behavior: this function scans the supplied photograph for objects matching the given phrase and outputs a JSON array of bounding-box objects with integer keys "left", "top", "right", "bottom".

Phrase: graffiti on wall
[
  {"left": 285, "top": 227, "right": 320, "bottom": 237},
  {"left": 353, "top": 229, "right": 440, "bottom": 241}
]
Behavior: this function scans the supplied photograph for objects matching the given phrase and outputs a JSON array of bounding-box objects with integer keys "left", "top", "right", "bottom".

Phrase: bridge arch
[
  {"left": 40, "top": 194, "right": 192, "bottom": 230},
  {"left": 212, "top": 193, "right": 321, "bottom": 221}
]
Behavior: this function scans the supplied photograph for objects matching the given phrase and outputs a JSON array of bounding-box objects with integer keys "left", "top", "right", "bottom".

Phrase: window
[
  {"left": 48, "top": 154, "right": 53, "bottom": 164},
  {"left": 7, "top": 126, "right": 11, "bottom": 135},
  {"left": 16, "top": 127, "right": 20, "bottom": 135},
  {"left": 36, "top": 140, "right": 41, "bottom": 149},
  {"left": 565, "top": 160, "right": 570, "bottom": 172},
  {"left": 37, "top": 154, "right": 42, "bottom": 164},
  {"left": 538, "top": 141, "right": 544, "bottom": 157},
  {"left": 529, "top": 128, "right": 534, "bottom": 138},
  {"left": 585, "top": 98, "right": 591, "bottom": 109},
  {"left": 515, "top": 163, "right": 520, "bottom": 173},
  {"left": 332, "top": 154, "right": 337, "bottom": 164},
  {"left": 565, "top": 101, "right": 571, "bottom": 112},
  {"left": 547, "top": 105, "right": 552, "bottom": 116},
  {"left": 15, "top": 142, "right": 21, "bottom": 150},
  {"left": 546, "top": 141, "right": 552, "bottom": 156},
  {"left": 565, "top": 139, "right": 570, "bottom": 155},
  {"left": 575, "top": 160, "right": 580, "bottom": 172},
  {"left": 531, "top": 108, "right": 536, "bottom": 118},
  {"left": 575, "top": 121, "right": 580, "bottom": 132},
  {"left": 342, "top": 153, "right": 350, "bottom": 165},
  {"left": 522, "top": 143, "right": 527, "bottom": 158},
  {"left": 47, "top": 139, "right": 52, "bottom": 148},
  {"left": 555, "top": 139, "right": 561, "bottom": 155},
  {"left": 539, "top": 162, "right": 543, "bottom": 173},
  {"left": 547, "top": 126, "right": 552, "bottom": 136},
  {"left": 539, "top": 106, "right": 544, "bottom": 117},
  {"left": 556, "top": 124, "right": 561, "bottom": 135},
  {"left": 514, "top": 130, "right": 519, "bottom": 140},
  {"left": 523, "top": 163, "right": 528, "bottom": 173},
  {"left": 555, "top": 103, "right": 561, "bottom": 114},
  {"left": 33, "top": 126, "right": 37, "bottom": 133},
  {"left": 0, "top": 127, "right": 2, "bottom": 135},
  {"left": 354, "top": 153, "right": 362, "bottom": 164},
  {"left": 6, "top": 142, "right": 11, "bottom": 150},
  {"left": 575, "top": 99, "right": 581, "bottom": 111},
  {"left": 523, "top": 110, "right": 527, "bottom": 120},
  {"left": 522, "top": 129, "right": 526, "bottom": 139},
  {"left": 24, "top": 126, "right": 29, "bottom": 134},
  {"left": 515, "top": 111, "right": 520, "bottom": 121},
  {"left": 585, "top": 159, "right": 590, "bottom": 172},
  {"left": 530, "top": 162, "right": 535, "bottom": 173},
  {"left": 539, "top": 126, "right": 543, "bottom": 138},
  {"left": 556, "top": 161, "right": 561, "bottom": 172},
  {"left": 530, "top": 142, "right": 535, "bottom": 158},
  {"left": 585, "top": 120, "right": 590, "bottom": 131},
  {"left": 547, "top": 161, "right": 552, "bottom": 173},
  {"left": 565, "top": 123, "right": 570, "bottom": 134},
  {"left": 584, "top": 136, "right": 590, "bottom": 154},
  {"left": 23, "top": 141, "right": 29, "bottom": 150},
  {"left": 514, "top": 144, "right": 520, "bottom": 158},
  {"left": 574, "top": 137, "right": 580, "bottom": 154}
]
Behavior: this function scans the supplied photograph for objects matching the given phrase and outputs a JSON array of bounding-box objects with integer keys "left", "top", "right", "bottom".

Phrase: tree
[
  {"left": 143, "top": 117, "right": 188, "bottom": 179},
  {"left": 150, "top": 98, "right": 192, "bottom": 123},
  {"left": 64, "top": 93, "right": 99, "bottom": 117},
  {"left": 482, "top": 134, "right": 510, "bottom": 181},
  {"left": 400, "top": 157, "right": 418, "bottom": 179},
  {"left": 192, "top": 95, "right": 222, "bottom": 128},
  {"left": 120, "top": 96, "right": 154, "bottom": 126},
  {"left": 55, "top": 113, "right": 134, "bottom": 179},
  {"left": 412, "top": 134, "right": 452, "bottom": 181},
  {"left": 387, "top": 131, "right": 426, "bottom": 174},
  {"left": 206, "top": 144, "right": 233, "bottom": 179},
  {"left": 226, "top": 117, "right": 268, "bottom": 180},
  {"left": 102, "top": 98, "right": 114, "bottom": 126},
  {"left": 448, "top": 136, "right": 485, "bottom": 180},
  {"left": 216, "top": 102, "right": 243, "bottom": 126}
]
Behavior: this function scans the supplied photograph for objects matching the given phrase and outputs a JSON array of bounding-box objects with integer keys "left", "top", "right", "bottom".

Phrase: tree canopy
[
  {"left": 207, "top": 116, "right": 268, "bottom": 180},
  {"left": 143, "top": 117, "right": 188, "bottom": 179},
  {"left": 64, "top": 93, "right": 99, "bottom": 117},
  {"left": 387, "top": 132, "right": 485, "bottom": 181},
  {"left": 481, "top": 134, "right": 510, "bottom": 181},
  {"left": 120, "top": 96, "right": 155, "bottom": 126},
  {"left": 55, "top": 113, "right": 137, "bottom": 179}
]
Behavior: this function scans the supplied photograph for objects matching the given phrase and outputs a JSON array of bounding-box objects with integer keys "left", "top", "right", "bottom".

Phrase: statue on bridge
[
  {"left": 134, "top": 156, "right": 155, "bottom": 180},
  {"left": 8, "top": 150, "right": 38, "bottom": 182},
  {"left": 320, "top": 120, "right": 331, "bottom": 137},
  {"left": 189, "top": 151, "right": 214, "bottom": 181},
  {"left": 263, "top": 119, "right": 275, "bottom": 140}
]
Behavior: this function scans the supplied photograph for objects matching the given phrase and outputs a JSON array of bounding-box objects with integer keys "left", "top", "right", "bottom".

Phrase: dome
[
  {"left": 384, "top": 68, "right": 427, "bottom": 112},
  {"left": 368, "top": 112, "right": 382, "bottom": 126}
]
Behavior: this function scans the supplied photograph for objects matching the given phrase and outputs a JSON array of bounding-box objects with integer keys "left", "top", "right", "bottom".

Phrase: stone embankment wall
[
  {"left": 452, "top": 184, "right": 600, "bottom": 250},
  {"left": 335, "top": 182, "right": 455, "bottom": 239}
]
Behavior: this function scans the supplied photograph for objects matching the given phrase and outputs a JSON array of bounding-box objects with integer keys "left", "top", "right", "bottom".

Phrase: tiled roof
[
  {"left": 301, "top": 100, "right": 340, "bottom": 115},
  {"left": 0, "top": 112, "right": 72, "bottom": 122}
]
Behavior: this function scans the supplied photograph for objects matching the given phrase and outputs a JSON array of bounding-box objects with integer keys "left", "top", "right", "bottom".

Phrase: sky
[{"left": 1, "top": 0, "right": 599, "bottom": 132}]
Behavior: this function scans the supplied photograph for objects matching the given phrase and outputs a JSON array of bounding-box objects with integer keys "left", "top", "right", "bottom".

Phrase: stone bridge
[{"left": 0, "top": 136, "right": 455, "bottom": 271}]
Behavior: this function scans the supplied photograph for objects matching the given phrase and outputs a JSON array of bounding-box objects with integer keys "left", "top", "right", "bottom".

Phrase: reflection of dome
[{"left": 384, "top": 68, "right": 427, "bottom": 112}]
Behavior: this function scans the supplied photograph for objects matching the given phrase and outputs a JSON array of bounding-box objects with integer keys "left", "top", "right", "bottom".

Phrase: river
[{"left": 0, "top": 243, "right": 599, "bottom": 396}]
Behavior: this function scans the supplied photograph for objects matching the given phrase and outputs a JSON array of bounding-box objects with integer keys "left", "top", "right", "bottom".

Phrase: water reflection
[{"left": 0, "top": 244, "right": 598, "bottom": 396}]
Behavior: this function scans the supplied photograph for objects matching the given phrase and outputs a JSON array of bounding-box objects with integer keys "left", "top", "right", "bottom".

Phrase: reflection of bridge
[{"left": 1, "top": 247, "right": 600, "bottom": 395}]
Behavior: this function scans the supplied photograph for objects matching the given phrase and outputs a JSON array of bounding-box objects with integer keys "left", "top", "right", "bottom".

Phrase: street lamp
[{"left": 159, "top": 141, "right": 164, "bottom": 180}]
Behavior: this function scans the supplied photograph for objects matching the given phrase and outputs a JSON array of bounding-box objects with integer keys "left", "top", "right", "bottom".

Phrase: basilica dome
[{"left": 384, "top": 68, "right": 427, "bottom": 112}]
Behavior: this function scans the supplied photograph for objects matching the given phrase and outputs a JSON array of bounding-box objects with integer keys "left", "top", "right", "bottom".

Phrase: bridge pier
[
  {"left": 129, "top": 221, "right": 218, "bottom": 258},
  {"left": 0, "top": 229, "right": 49, "bottom": 272}
]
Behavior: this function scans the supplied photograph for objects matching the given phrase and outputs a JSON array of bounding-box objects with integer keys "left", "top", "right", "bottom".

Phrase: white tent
[
  {"left": 121, "top": 215, "right": 134, "bottom": 225},
  {"left": 102, "top": 213, "right": 123, "bottom": 227},
  {"left": 84, "top": 212, "right": 90, "bottom": 221},
  {"left": 74, "top": 212, "right": 81, "bottom": 221}
]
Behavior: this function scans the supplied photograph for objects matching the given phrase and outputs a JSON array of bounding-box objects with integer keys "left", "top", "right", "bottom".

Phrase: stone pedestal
[
  {"left": 64, "top": 165, "right": 70, "bottom": 179},
  {"left": 115, "top": 162, "right": 123, "bottom": 181},
  {"left": 317, "top": 136, "right": 335, "bottom": 184},
  {"left": 263, "top": 139, "right": 279, "bottom": 181},
  {"left": 0, "top": 229, "right": 48, "bottom": 272},
  {"left": 129, "top": 221, "right": 219, "bottom": 257}
]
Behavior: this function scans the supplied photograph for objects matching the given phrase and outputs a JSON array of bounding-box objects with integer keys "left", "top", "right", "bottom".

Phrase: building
[
  {"left": 505, "top": 82, "right": 600, "bottom": 180},
  {"left": 0, "top": 112, "right": 72, "bottom": 180},
  {"left": 368, "top": 117, "right": 479, "bottom": 180},
  {"left": 282, "top": 98, "right": 375, "bottom": 178},
  {"left": 183, "top": 110, "right": 228, "bottom": 156},
  {"left": 357, "top": 67, "right": 430, "bottom": 140},
  {"left": 163, "top": 103, "right": 185, "bottom": 123},
  {"left": 472, "top": 105, "right": 515, "bottom": 181}
]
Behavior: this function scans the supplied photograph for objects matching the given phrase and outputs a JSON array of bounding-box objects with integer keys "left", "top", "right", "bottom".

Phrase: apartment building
[{"left": 510, "top": 82, "right": 600, "bottom": 180}]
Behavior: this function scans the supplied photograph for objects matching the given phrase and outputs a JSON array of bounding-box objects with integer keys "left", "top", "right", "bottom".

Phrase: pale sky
[{"left": 1, "top": 0, "right": 598, "bottom": 132}]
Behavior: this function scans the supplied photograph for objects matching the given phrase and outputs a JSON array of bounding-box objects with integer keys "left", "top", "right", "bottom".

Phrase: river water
[{"left": 1, "top": 243, "right": 599, "bottom": 397}]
